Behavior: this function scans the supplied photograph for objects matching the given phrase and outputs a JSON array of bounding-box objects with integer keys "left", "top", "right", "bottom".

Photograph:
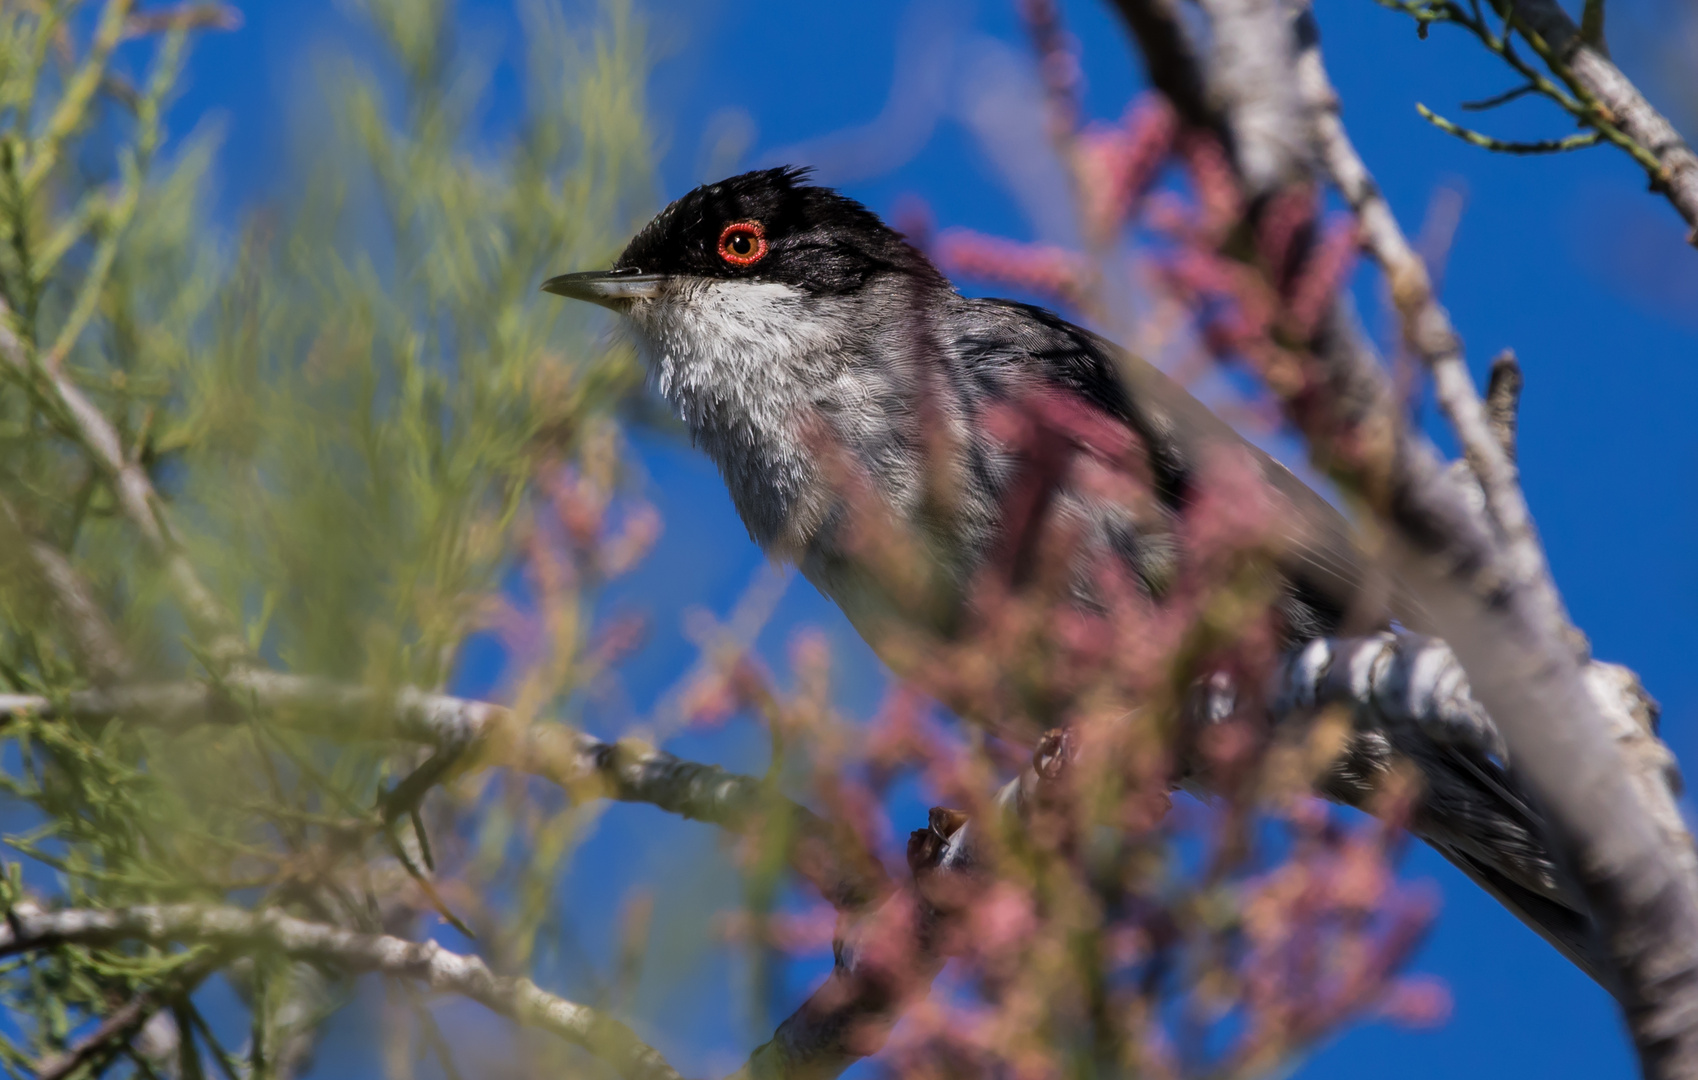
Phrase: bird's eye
[{"left": 717, "top": 221, "right": 768, "bottom": 267}]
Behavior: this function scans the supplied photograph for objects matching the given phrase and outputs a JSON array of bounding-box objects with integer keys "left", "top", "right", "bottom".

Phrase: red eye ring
[{"left": 718, "top": 220, "right": 768, "bottom": 267}]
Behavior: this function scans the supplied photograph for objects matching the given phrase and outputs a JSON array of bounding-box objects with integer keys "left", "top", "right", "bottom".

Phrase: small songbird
[
  {"left": 544, "top": 166, "right": 1597, "bottom": 983},
  {"left": 544, "top": 166, "right": 1370, "bottom": 646}
]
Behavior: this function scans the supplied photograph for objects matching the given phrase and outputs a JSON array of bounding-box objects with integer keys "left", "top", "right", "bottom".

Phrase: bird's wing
[
  {"left": 955, "top": 297, "right": 1381, "bottom": 633},
  {"left": 1413, "top": 745, "right": 1607, "bottom": 989},
  {"left": 957, "top": 298, "right": 1607, "bottom": 990}
]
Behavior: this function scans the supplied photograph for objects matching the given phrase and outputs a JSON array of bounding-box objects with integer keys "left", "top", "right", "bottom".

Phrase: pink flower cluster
[{"left": 934, "top": 230, "right": 1092, "bottom": 310}]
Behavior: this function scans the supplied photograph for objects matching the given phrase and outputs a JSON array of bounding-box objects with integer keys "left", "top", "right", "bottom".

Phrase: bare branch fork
[
  {"left": 1376, "top": 0, "right": 1698, "bottom": 243},
  {"left": 1107, "top": 0, "right": 1698, "bottom": 1073},
  {"left": 1501, "top": 0, "right": 1698, "bottom": 241}
]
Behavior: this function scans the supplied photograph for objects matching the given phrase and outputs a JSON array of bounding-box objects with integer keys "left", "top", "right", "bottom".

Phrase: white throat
[{"left": 623, "top": 277, "right": 859, "bottom": 551}]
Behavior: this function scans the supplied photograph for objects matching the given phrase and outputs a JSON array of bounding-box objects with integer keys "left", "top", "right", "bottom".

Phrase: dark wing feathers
[
  {"left": 958, "top": 298, "right": 1601, "bottom": 985},
  {"left": 964, "top": 298, "right": 1377, "bottom": 634}
]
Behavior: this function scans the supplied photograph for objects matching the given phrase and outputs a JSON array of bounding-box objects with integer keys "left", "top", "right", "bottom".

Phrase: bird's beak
[{"left": 540, "top": 270, "right": 668, "bottom": 311}]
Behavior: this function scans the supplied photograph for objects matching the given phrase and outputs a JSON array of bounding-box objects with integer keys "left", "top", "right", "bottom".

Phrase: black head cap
[{"left": 610, "top": 167, "right": 944, "bottom": 295}]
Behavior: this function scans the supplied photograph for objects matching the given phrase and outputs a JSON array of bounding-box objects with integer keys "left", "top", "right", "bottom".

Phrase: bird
[{"left": 543, "top": 165, "right": 1601, "bottom": 986}]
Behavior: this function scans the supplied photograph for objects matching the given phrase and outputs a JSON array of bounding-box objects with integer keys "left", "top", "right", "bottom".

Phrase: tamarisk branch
[{"left": 0, "top": 903, "right": 682, "bottom": 1080}]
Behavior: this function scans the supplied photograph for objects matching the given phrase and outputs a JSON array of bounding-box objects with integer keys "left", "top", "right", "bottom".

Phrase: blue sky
[{"left": 163, "top": 0, "right": 1698, "bottom": 1075}]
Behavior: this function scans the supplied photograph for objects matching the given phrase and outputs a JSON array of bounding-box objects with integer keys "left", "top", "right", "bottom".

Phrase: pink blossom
[
  {"left": 1378, "top": 975, "right": 1454, "bottom": 1028},
  {"left": 935, "top": 229, "right": 1089, "bottom": 309}
]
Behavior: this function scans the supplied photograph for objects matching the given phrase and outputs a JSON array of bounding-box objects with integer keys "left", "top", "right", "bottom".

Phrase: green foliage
[
  {"left": 0, "top": 0, "right": 657, "bottom": 1074},
  {"left": 176, "top": 0, "right": 653, "bottom": 686}
]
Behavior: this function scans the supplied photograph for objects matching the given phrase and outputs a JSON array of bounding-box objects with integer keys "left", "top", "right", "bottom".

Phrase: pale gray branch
[
  {"left": 1294, "top": 13, "right": 1698, "bottom": 1075},
  {"left": 1293, "top": 22, "right": 1567, "bottom": 633},
  {"left": 1193, "top": 0, "right": 1309, "bottom": 195},
  {"left": 0, "top": 671, "right": 895, "bottom": 914},
  {"left": 0, "top": 903, "right": 681, "bottom": 1080},
  {"left": 1108, "top": 2, "right": 1698, "bottom": 1070}
]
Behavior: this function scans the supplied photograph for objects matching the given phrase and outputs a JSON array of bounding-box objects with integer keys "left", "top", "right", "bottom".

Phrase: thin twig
[
  {"left": 1459, "top": 82, "right": 1538, "bottom": 110},
  {"left": 1295, "top": 30, "right": 1567, "bottom": 625},
  {"left": 43, "top": 24, "right": 187, "bottom": 372},
  {"left": 1499, "top": 0, "right": 1697, "bottom": 238},
  {"left": 731, "top": 802, "right": 974, "bottom": 1080},
  {"left": 0, "top": 672, "right": 896, "bottom": 915},
  {"left": 1417, "top": 103, "right": 1602, "bottom": 154},
  {"left": 33, "top": 991, "right": 158, "bottom": 1080},
  {"left": 1382, "top": 0, "right": 1698, "bottom": 245},
  {"left": 0, "top": 493, "right": 134, "bottom": 683},
  {"left": 1577, "top": 0, "right": 1605, "bottom": 49},
  {"left": 23, "top": 0, "right": 133, "bottom": 193}
]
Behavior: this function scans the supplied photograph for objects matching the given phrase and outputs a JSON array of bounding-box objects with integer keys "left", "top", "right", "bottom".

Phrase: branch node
[{"left": 1485, "top": 349, "right": 1522, "bottom": 463}]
